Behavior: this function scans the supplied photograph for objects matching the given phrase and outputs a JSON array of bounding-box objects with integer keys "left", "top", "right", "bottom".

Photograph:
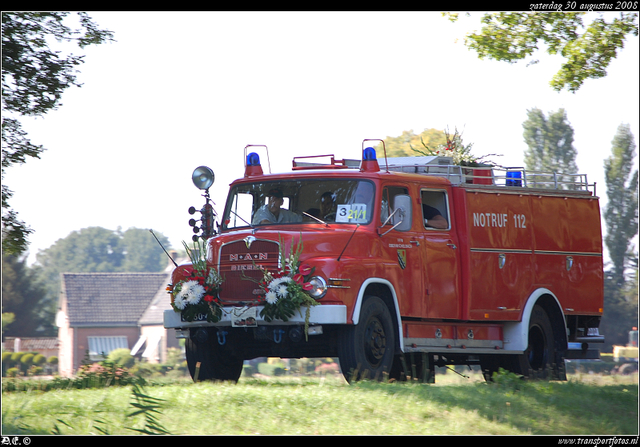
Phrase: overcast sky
[{"left": 4, "top": 11, "right": 638, "bottom": 266}]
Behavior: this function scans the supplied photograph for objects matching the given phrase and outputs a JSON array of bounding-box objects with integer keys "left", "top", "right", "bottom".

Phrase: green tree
[
  {"left": 375, "top": 128, "right": 447, "bottom": 158},
  {"left": 602, "top": 267, "right": 639, "bottom": 350},
  {"left": 411, "top": 126, "right": 500, "bottom": 166},
  {"left": 600, "top": 125, "right": 638, "bottom": 350},
  {"left": 37, "top": 227, "right": 126, "bottom": 281},
  {"left": 120, "top": 227, "right": 171, "bottom": 273},
  {"left": 603, "top": 123, "right": 638, "bottom": 289},
  {"left": 2, "top": 311, "right": 15, "bottom": 335},
  {"left": 2, "top": 252, "right": 53, "bottom": 337},
  {"left": 522, "top": 108, "right": 579, "bottom": 186},
  {"left": 445, "top": 12, "right": 638, "bottom": 93},
  {"left": 2, "top": 12, "right": 114, "bottom": 254},
  {"left": 35, "top": 226, "right": 171, "bottom": 278}
]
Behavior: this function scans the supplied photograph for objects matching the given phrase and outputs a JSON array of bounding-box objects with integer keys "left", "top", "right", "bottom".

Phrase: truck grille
[{"left": 218, "top": 238, "right": 280, "bottom": 302}]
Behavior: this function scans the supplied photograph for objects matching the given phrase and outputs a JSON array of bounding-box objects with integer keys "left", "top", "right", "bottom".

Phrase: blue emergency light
[
  {"left": 247, "top": 152, "right": 261, "bottom": 166},
  {"left": 363, "top": 147, "right": 377, "bottom": 161},
  {"left": 360, "top": 146, "right": 380, "bottom": 172},
  {"left": 245, "top": 151, "right": 264, "bottom": 177},
  {"left": 506, "top": 170, "right": 522, "bottom": 187}
]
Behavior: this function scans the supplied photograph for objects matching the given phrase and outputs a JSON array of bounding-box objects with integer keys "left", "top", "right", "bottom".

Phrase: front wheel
[{"left": 338, "top": 296, "right": 396, "bottom": 382}]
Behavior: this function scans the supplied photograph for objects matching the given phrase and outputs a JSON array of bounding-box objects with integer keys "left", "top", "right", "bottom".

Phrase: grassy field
[{"left": 2, "top": 371, "right": 638, "bottom": 436}]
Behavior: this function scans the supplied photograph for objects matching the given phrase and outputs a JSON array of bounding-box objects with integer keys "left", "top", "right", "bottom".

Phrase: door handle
[
  {"left": 447, "top": 242, "right": 457, "bottom": 249},
  {"left": 410, "top": 240, "right": 420, "bottom": 246}
]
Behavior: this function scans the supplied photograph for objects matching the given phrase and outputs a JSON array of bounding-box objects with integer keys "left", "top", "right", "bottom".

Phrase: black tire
[
  {"left": 510, "top": 305, "right": 559, "bottom": 379},
  {"left": 479, "top": 355, "right": 502, "bottom": 382},
  {"left": 390, "top": 352, "right": 435, "bottom": 383},
  {"left": 338, "top": 296, "right": 396, "bottom": 382},
  {"left": 185, "top": 332, "right": 243, "bottom": 382}
]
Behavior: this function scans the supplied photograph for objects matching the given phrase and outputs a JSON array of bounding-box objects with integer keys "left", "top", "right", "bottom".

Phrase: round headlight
[{"left": 307, "top": 276, "right": 327, "bottom": 299}]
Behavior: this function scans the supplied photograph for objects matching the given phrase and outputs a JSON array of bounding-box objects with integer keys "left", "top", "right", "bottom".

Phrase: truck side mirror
[{"left": 392, "top": 194, "right": 412, "bottom": 232}]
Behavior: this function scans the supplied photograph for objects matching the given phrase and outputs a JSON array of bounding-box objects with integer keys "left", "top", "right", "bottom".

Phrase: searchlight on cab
[{"left": 188, "top": 165, "right": 216, "bottom": 240}]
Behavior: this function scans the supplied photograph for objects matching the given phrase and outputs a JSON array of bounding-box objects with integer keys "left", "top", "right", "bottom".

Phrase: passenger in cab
[
  {"left": 423, "top": 203, "right": 448, "bottom": 229},
  {"left": 252, "top": 189, "right": 302, "bottom": 225}
]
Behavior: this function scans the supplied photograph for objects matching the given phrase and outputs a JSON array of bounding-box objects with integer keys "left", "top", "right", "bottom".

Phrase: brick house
[{"left": 56, "top": 271, "right": 181, "bottom": 377}]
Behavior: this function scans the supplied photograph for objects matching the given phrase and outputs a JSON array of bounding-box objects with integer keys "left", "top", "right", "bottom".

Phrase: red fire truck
[{"left": 164, "top": 141, "right": 604, "bottom": 383}]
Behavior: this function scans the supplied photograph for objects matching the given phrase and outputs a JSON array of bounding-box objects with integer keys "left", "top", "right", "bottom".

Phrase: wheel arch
[
  {"left": 503, "top": 288, "right": 568, "bottom": 353},
  {"left": 353, "top": 278, "right": 404, "bottom": 352}
]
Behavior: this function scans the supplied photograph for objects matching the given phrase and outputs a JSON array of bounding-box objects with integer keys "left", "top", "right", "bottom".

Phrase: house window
[
  {"left": 87, "top": 336, "right": 129, "bottom": 361},
  {"left": 142, "top": 335, "right": 162, "bottom": 362}
]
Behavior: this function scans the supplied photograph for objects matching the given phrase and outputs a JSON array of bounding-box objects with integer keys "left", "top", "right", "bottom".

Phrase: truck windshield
[{"left": 222, "top": 179, "right": 375, "bottom": 229}]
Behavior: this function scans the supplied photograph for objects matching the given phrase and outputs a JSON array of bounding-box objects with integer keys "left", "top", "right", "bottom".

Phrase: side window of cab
[
  {"left": 380, "top": 186, "right": 409, "bottom": 225},
  {"left": 421, "top": 189, "right": 450, "bottom": 230}
]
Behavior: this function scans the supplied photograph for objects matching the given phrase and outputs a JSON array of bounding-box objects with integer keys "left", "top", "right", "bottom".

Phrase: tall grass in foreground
[{"left": 2, "top": 372, "right": 637, "bottom": 436}]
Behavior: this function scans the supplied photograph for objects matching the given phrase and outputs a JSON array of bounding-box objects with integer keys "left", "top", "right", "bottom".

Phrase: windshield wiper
[
  {"left": 229, "top": 210, "right": 255, "bottom": 229},
  {"left": 303, "top": 212, "right": 330, "bottom": 227}
]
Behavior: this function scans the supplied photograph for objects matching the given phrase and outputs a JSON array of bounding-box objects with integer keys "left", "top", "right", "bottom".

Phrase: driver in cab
[{"left": 252, "top": 189, "right": 302, "bottom": 225}]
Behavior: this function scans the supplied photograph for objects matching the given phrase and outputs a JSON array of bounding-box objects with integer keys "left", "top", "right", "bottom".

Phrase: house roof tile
[{"left": 62, "top": 272, "right": 169, "bottom": 327}]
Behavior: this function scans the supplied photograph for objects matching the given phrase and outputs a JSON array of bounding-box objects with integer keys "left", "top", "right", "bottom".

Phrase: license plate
[
  {"left": 181, "top": 312, "right": 208, "bottom": 322},
  {"left": 231, "top": 307, "right": 258, "bottom": 327}
]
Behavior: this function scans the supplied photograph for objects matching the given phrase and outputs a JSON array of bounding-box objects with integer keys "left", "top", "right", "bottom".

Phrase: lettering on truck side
[{"left": 472, "top": 212, "right": 527, "bottom": 229}]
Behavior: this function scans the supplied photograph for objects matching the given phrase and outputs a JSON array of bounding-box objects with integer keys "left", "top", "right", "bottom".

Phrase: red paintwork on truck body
[{"left": 171, "top": 165, "right": 603, "bottom": 331}]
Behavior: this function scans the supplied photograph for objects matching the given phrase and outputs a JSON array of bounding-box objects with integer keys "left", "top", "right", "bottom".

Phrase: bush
[
  {"left": 28, "top": 366, "right": 44, "bottom": 376},
  {"left": 2, "top": 351, "right": 14, "bottom": 365},
  {"left": 107, "top": 348, "right": 135, "bottom": 368},
  {"left": 489, "top": 368, "right": 524, "bottom": 390},
  {"left": 242, "top": 363, "right": 257, "bottom": 377},
  {"left": 258, "top": 362, "right": 286, "bottom": 376},
  {"left": 75, "top": 359, "right": 140, "bottom": 388},
  {"left": 20, "top": 353, "right": 34, "bottom": 372},
  {"left": 2, "top": 352, "right": 54, "bottom": 376},
  {"left": 130, "top": 362, "right": 166, "bottom": 378},
  {"left": 315, "top": 362, "right": 340, "bottom": 376}
]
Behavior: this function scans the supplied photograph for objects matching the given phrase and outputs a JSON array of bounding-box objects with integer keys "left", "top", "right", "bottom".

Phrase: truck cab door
[
  {"left": 379, "top": 185, "right": 425, "bottom": 318},
  {"left": 421, "top": 188, "right": 460, "bottom": 320}
]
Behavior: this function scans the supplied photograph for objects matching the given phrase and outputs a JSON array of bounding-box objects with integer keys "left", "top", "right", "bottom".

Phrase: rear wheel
[
  {"left": 511, "top": 305, "right": 560, "bottom": 379},
  {"left": 185, "top": 330, "right": 243, "bottom": 382},
  {"left": 338, "top": 296, "right": 396, "bottom": 382},
  {"left": 482, "top": 305, "right": 566, "bottom": 381}
]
